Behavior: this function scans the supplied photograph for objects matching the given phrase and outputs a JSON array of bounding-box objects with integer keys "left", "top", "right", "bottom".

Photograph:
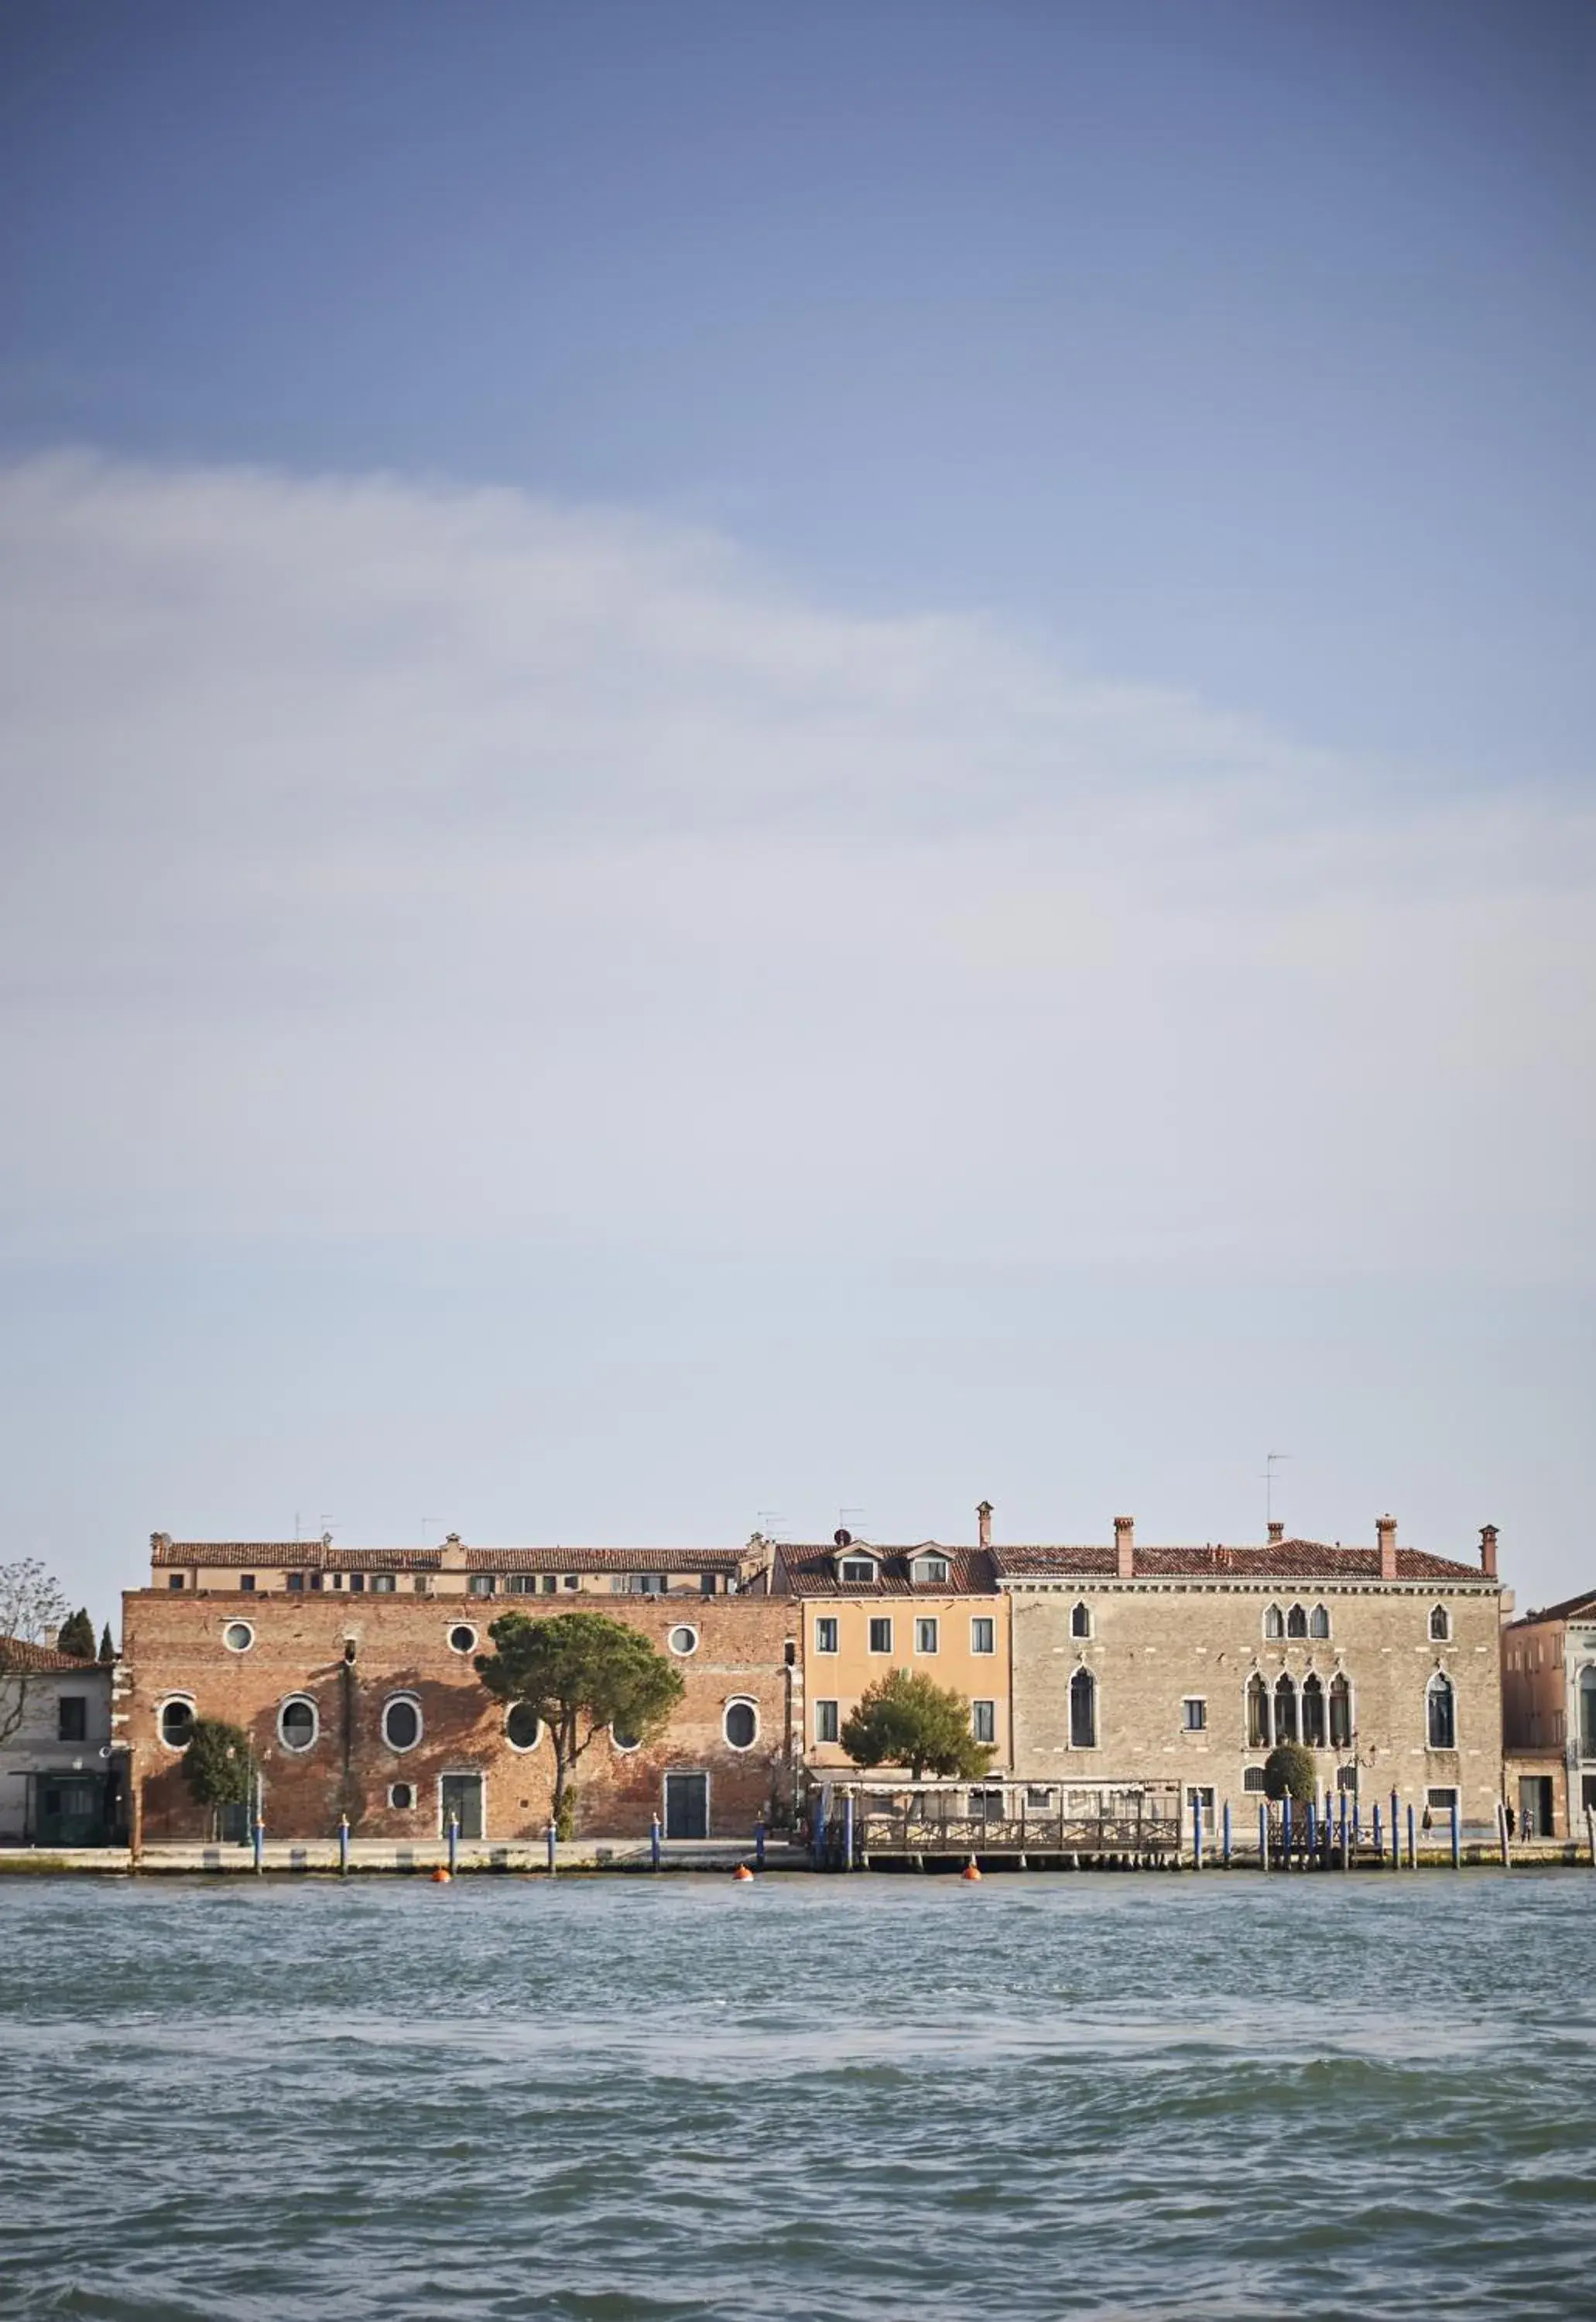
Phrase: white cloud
[{"left": 1, "top": 450, "right": 1591, "bottom": 1275}]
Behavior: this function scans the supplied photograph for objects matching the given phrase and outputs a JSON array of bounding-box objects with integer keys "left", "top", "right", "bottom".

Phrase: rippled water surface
[{"left": 2, "top": 1871, "right": 1594, "bottom": 2318}]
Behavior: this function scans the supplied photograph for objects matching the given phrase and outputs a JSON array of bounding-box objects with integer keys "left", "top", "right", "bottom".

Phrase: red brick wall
[{"left": 121, "top": 1590, "right": 798, "bottom": 1843}]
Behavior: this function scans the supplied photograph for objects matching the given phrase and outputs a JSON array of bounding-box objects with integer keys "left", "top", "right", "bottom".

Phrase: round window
[
  {"left": 668, "top": 1625, "right": 698, "bottom": 1657},
  {"left": 159, "top": 1699, "right": 194, "bottom": 1749},
  {"left": 382, "top": 1696, "right": 421, "bottom": 1752},
  {"left": 222, "top": 1621, "right": 254, "bottom": 1653},
  {"left": 279, "top": 1697, "right": 317, "bottom": 1752},
  {"left": 389, "top": 1782, "right": 415, "bottom": 1810},
  {"left": 611, "top": 1723, "right": 641, "bottom": 1753},
  {"left": 505, "top": 1703, "right": 542, "bottom": 1752},
  {"left": 724, "top": 1700, "right": 757, "bottom": 1750},
  {"left": 448, "top": 1624, "right": 477, "bottom": 1655}
]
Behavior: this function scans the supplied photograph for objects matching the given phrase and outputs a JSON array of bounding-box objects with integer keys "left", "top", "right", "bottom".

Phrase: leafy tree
[
  {"left": 180, "top": 1718, "right": 255, "bottom": 1837},
  {"left": 98, "top": 1623, "right": 116, "bottom": 1663},
  {"left": 0, "top": 1558, "right": 69, "bottom": 1747},
  {"left": 57, "top": 1609, "right": 96, "bottom": 1660},
  {"left": 841, "top": 1669, "right": 995, "bottom": 1781},
  {"left": 1262, "top": 1742, "right": 1317, "bottom": 1806},
  {"left": 474, "top": 1611, "right": 684, "bottom": 1837}
]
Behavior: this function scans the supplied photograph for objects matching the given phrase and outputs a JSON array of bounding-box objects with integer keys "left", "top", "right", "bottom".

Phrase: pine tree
[
  {"left": 56, "top": 1608, "right": 96, "bottom": 1660},
  {"left": 98, "top": 1623, "right": 115, "bottom": 1663}
]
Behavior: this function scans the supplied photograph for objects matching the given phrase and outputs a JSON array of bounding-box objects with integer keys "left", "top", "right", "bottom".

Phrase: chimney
[
  {"left": 1114, "top": 1515, "right": 1135, "bottom": 1579},
  {"left": 1480, "top": 1522, "right": 1498, "bottom": 1580},
  {"left": 1267, "top": 1520, "right": 1285, "bottom": 1544},
  {"left": 976, "top": 1501, "right": 992, "bottom": 1549},
  {"left": 1376, "top": 1513, "right": 1398, "bottom": 1582}
]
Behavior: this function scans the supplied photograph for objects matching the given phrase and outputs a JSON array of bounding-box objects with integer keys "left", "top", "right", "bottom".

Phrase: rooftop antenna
[
  {"left": 838, "top": 1505, "right": 865, "bottom": 1536},
  {"left": 755, "top": 1509, "right": 787, "bottom": 1542},
  {"left": 420, "top": 1516, "right": 443, "bottom": 1543},
  {"left": 1262, "top": 1453, "right": 1292, "bottom": 1530}
]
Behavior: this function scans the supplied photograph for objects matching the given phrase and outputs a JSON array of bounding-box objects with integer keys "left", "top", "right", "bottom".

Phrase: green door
[
  {"left": 33, "top": 1773, "right": 106, "bottom": 1846},
  {"left": 440, "top": 1774, "right": 483, "bottom": 1840}
]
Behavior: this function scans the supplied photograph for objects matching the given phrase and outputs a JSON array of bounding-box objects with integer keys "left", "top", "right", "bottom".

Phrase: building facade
[
  {"left": 1000, "top": 1515, "right": 1504, "bottom": 1833},
  {"left": 0, "top": 1638, "right": 119, "bottom": 1845},
  {"left": 774, "top": 1519, "right": 1009, "bottom": 1772},
  {"left": 122, "top": 1539, "right": 796, "bottom": 1847},
  {"left": 1501, "top": 1588, "right": 1596, "bottom": 1841}
]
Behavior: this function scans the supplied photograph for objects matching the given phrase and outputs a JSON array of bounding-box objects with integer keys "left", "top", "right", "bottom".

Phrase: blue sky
[{"left": 1, "top": 4, "right": 1592, "bottom": 1620}]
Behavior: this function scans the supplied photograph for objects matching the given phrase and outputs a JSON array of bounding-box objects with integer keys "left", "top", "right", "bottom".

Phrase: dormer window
[
  {"left": 838, "top": 1557, "right": 878, "bottom": 1585},
  {"left": 912, "top": 1555, "right": 950, "bottom": 1585}
]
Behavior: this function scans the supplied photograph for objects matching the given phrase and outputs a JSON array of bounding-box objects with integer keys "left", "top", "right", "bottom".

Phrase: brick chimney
[
  {"left": 1114, "top": 1515, "right": 1135, "bottom": 1579},
  {"left": 976, "top": 1500, "right": 992, "bottom": 1549},
  {"left": 1376, "top": 1513, "right": 1398, "bottom": 1582},
  {"left": 1479, "top": 1522, "right": 1498, "bottom": 1579},
  {"left": 1267, "top": 1520, "right": 1285, "bottom": 1544}
]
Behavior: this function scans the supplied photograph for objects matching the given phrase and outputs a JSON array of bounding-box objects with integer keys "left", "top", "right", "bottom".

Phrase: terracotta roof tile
[
  {"left": 992, "top": 1540, "right": 1485, "bottom": 1583},
  {"left": 464, "top": 1547, "right": 748, "bottom": 1574},
  {"left": 772, "top": 1545, "right": 999, "bottom": 1597},
  {"left": 1508, "top": 1587, "right": 1596, "bottom": 1628},
  {"left": 0, "top": 1634, "right": 101, "bottom": 1673}
]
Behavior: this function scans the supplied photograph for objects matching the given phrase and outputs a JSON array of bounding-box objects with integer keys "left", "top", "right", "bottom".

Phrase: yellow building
[{"left": 775, "top": 1511, "right": 1009, "bottom": 1772}]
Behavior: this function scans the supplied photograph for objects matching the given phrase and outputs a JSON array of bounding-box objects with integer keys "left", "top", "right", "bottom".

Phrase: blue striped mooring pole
[
  {"left": 651, "top": 1812, "right": 662, "bottom": 1870},
  {"left": 546, "top": 1820, "right": 557, "bottom": 1875},
  {"left": 447, "top": 1813, "right": 458, "bottom": 1877},
  {"left": 338, "top": 1815, "right": 349, "bottom": 1877},
  {"left": 252, "top": 1816, "right": 264, "bottom": 1875}
]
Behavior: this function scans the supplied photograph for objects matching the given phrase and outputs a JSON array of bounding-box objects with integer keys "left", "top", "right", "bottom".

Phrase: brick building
[
  {"left": 122, "top": 1539, "right": 797, "bottom": 1847},
  {"left": 999, "top": 1515, "right": 1505, "bottom": 1833},
  {"left": 773, "top": 1512, "right": 1009, "bottom": 1772},
  {"left": 1501, "top": 1587, "right": 1596, "bottom": 1841}
]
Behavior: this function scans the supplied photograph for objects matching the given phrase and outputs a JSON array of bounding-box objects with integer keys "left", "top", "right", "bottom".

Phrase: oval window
[
  {"left": 159, "top": 1699, "right": 194, "bottom": 1749},
  {"left": 447, "top": 1624, "right": 477, "bottom": 1655},
  {"left": 505, "top": 1703, "right": 542, "bottom": 1752},
  {"left": 724, "top": 1700, "right": 757, "bottom": 1750},
  {"left": 278, "top": 1697, "right": 317, "bottom": 1752},
  {"left": 222, "top": 1621, "right": 254, "bottom": 1653},
  {"left": 668, "top": 1625, "right": 698, "bottom": 1657},
  {"left": 611, "top": 1723, "right": 641, "bottom": 1753},
  {"left": 382, "top": 1696, "right": 421, "bottom": 1752},
  {"left": 389, "top": 1782, "right": 415, "bottom": 1810}
]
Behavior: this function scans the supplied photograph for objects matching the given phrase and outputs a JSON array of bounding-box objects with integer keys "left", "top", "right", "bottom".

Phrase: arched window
[
  {"left": 1246, "top": 1673, "right": 1271, "bottom": 1748},
  {"left": 1309, "top": 1605, "right": 1331, "bottom": 1639},
  {"left": 1069, "top": 1666, "right": 1097, "bottom": 1749},
  {"left": 382, "top": 1694, "right": 422, "bottom": 1752},
  {"left": 1286, "top": 1605, "right": 1308, "bottom": 1640},
  {"left": 1070, "top": 1602, "right": 1092, "bottom": 1639},
  {"left": 1274, "top": 1674, "right": 1299, "bottom": 1743},
  {"left": 1426, "top": 1672, "right": 1456, "bottom": 1751},
  {"left": 159, "top": 1697, "right": 195, "bottom": 1750},
  {"left": 1328, "top": 1673, "right": 1352, "bottom": 1749},
  {"left": 1429, "top": 1605, "right": 1450, "bottom": 1642},
  {"left": 1300, "top": 1673, "right": 1326, "bottom": 1748},
  {"left": 1264, "top": 1605, "right": 1285, "bottom": 1639}
]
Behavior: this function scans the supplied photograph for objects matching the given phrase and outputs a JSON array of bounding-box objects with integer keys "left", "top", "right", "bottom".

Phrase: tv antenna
[
  {"left": 755, "top": 1509, "right": 787, "bottom": 1542},
  {"left": 1262, "top": 1453, "right": 1292, "bottom": 1529},
  {"left": 837, "top": 1505, "right": 865, "bottom": 1536}
]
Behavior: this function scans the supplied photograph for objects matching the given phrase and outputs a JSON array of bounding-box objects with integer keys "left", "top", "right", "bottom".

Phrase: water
[{"left": 2, "top": 1871, "right": 1593, "bottom": 2319}]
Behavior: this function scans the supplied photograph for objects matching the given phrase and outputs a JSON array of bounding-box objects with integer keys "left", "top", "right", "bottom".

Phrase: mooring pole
[
  {"left": 1222, "top": 1800, "right": 1231, "bottom": 1869},
  {"left": 843, "top": 1790, "right": 855, "bottom": 1872},
  {"left": 338, "top": 1814, "right": 349, "bottom": 1877},
  {"left": 447, "top": 1812, "right": 458, "bottom": 1878},
  {"left": 1259, "top": 1802, "right": 1269, "bottom": 1872},
  {"left": 1306, "top": 1800, "right": 1317, "bottom": 1862},
  {"left": 546, "top": 1820, "right": 557, "bottom": 1875},
  {"left": 1390, "top": 1788, "right": 1400, "bottom": 1871},
  {"left": 1374, "top": 1803, "right": 1382, "bottom": 1861},
  {"left": 755, "top": 1817, "right": 766, "bottom": 1870},
  {"left": 650, "top": 1811, "right": 662, "bottom": 1871},
  {"left": 1193, "top": 1792, "right": 1204, "bottom": 1872},
  {"left": 1283, "top": 1795, "right": 1293, "bottom": 1865},
  {"left": 252, "top": 1814, "right": 264, "bottom": 1876},
  {"left": 1450, "top": 1798, "right": 1461, "bottom": 1869},
  {"left": 1587, "top": 1805, "right": 1596, "bottom": 1869},
  {"left": 1406, "top": 1803, "right": 1416, "bottom": 1868}
]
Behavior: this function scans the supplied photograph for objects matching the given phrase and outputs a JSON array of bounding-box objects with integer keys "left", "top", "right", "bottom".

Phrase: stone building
[
  {"left": 0, "top": 1637, "right": 120, "bottom": 1845},
  {"left": 1500, "top": 1587, "right": 1596, "bottom": 1841},
  {"left": 773, "top": 1515, "right": 1009, "bottom": 1773},
  {"left": 122, "top": 1539, "right": 796, "bottom": 1847},
  {"left": 998, "top": 1515, "right": 1504, "bottom": 1833}
]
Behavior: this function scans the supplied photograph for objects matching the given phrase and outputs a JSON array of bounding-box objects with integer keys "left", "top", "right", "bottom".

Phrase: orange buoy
[
  {"left": 961, "top": 1864, "right": 982, "bottom": 1882},
  {"left": 431, "top": 1865, "right": 452, "bottom": 1884},
  {"left": 733, "top": 1863, "right": 755, "bottom": 1881}
]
